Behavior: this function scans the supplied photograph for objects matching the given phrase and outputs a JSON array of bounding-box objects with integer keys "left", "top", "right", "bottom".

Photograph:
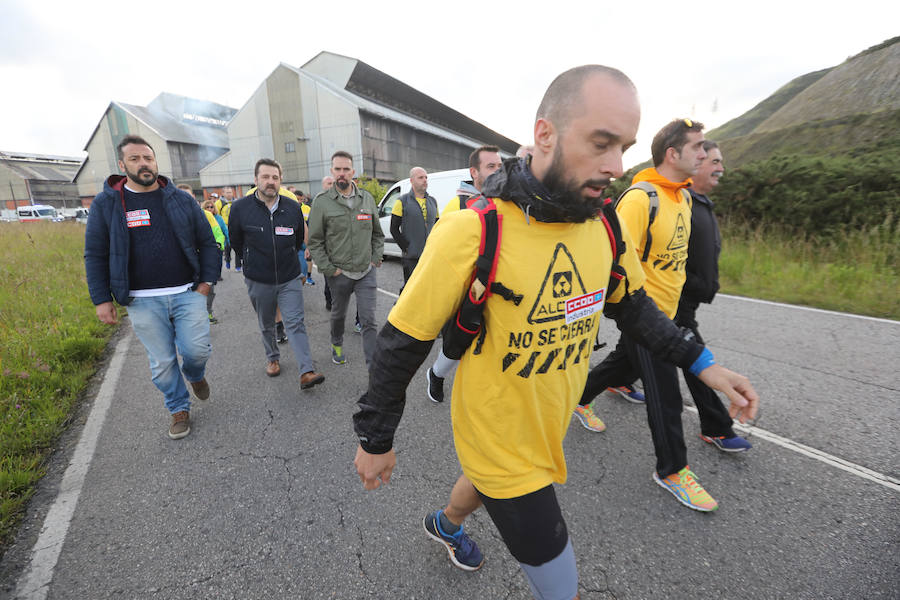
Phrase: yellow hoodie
[{"left": 616, "top": 167, "right": 692, "bottom": 318}]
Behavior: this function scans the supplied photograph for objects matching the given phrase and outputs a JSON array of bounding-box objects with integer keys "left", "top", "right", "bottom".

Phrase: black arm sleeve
[
  {"left": 352, "top": 322, "right": 435, "bottom": 454},
  {"left": 390, "top": 215, "right": 408, "bottom": 253},
  {"left": 604, "top": 288, "right": 704, "bottom": 369}
]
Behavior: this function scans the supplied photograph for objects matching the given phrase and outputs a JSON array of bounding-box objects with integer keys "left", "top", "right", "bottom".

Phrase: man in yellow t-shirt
[
  {"left": 352, "top": 67, "right": 758, "bottom": 597},
  {"left": 390, "top": 166, "right": 438, "bottom": 287},
  {"left": 577, "top": 118, "right": 739, "bottom": 513},
  {"left": 426, "top": 144, "right": 503, "bottom": 403}
]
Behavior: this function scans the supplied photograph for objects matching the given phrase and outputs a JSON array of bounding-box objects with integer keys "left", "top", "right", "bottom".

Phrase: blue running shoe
[
  {"left": 700, "top": 434, "right": 753, "bottom": 453},
  {"left": 607, "top": 385, "right": 645, "bottom": 404},
  {"left": 423, "top": 510, "right": 484, "bottom": 571}
]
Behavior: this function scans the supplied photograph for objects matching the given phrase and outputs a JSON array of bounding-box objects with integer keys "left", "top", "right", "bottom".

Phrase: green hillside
[
  {"left": 610, "top": 37, "right": 900, "bottom": 238},
  {"left": 708, "top": 36, "right": 900, "bottom": 167},
  {"left": 706, "top": 68, "right": 832, "bottom": 141},
  {"left": 719, "top": 108, "right": 900, "bottom": 167}
]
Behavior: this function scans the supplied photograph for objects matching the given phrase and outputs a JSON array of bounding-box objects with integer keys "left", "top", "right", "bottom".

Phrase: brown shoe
[
  {"left": 168, "top": 411, "right": 191, "bottom": 440},
  {"left": 189, "top": 378, "right": 210, "bottom": 400},
  {"left": 266, "top": 360, "right": 281, "bottom": 377},
  {"left": 300, "top": 371, "right": 325, "bottom": 390}
]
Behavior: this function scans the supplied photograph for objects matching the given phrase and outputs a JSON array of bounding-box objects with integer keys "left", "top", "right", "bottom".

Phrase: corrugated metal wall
[{"left": 360, "top": 112, "right": 473, "bottom": 182}]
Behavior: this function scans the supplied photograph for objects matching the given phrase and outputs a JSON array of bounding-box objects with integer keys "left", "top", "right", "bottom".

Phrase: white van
[
  {"left": 16, "top": 205, "right": 58, "bottom": 222},
  {"left": 377, "top": 168, "right": 471, "bottom": 258}
]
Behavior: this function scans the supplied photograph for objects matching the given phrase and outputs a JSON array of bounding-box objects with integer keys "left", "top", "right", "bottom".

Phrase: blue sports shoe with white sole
[
  {"left": 607, "top": 385, "right": 645, "bottom": 404},
  {"left": 700, "top": 434, "right": 753, "bottom": 453},
  {"left": 423, "top": 510, "right": 484, "bottom": 571}
]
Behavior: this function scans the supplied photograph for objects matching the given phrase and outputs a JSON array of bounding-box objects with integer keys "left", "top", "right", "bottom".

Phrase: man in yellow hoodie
[{"left": 576, "top": 118, "right": 729, "bottom": 512}]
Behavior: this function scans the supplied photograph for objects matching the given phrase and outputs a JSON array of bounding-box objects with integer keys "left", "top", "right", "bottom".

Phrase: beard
[
  {"left": 124, "top": 165, "right": 158, "bottom": 187},
  {"left": 336, "top": 178, "right": 350, "bottom": 191},
  {"left": 539, "top": 146, "right": 609, "bottom": 222},
  {"left": 259, "top": 183, "right": 278, "bottom": 199}
]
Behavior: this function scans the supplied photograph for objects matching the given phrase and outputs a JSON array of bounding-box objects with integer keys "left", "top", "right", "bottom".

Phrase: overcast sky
[{"left": 1, "top": 0, "right": 897, "bottom": 170}]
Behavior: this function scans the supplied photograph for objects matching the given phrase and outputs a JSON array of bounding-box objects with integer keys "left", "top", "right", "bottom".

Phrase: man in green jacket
[{"left": 307, "top": 151, "right": 385, "bottom": 368}]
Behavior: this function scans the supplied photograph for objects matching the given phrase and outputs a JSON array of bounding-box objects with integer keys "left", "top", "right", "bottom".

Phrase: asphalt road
[{"left": 1, "top": 260, "right": 898, "bottom": 599}]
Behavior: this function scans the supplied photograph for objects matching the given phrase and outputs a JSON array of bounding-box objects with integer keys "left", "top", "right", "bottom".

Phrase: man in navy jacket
[
  {"left": 676, "top": 141, "right": 752, "bottom": 453},
  {"left": 84, "top": 135, "right": 220, "bottom": 440}
]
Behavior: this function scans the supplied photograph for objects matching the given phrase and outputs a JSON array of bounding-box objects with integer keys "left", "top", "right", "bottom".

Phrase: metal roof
[
  {"left": 285, "top": 64, "right": 494, "bottom": 150},
  {"left": 0, "top": 150, "right": 84, "bottom": 182},
  {"left": 115, "top": 100, "right": 233, "bottom": 148},
  {"left": 301, "top": 52, "right": 520, "bottom": 153}
]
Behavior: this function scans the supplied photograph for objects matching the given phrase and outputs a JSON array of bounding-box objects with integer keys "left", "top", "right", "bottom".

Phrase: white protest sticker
[
  {"left": 564, "top": 288, "right": 606, "bottom": 324},
  {"left": 125, "top": 209, "right": 150, "bottom": 228}
]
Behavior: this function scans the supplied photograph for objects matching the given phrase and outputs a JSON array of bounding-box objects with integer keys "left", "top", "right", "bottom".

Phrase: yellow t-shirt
[
  {"left": 391, "top": 196, "right": 427, "bottom": 219},
  {"left": 301, "top": 203, "right": 311, "bottom": 220},
  {"left": 616, "top": 175, "right": 691, "bottom": 318},
  {"left": 442, "top": 196, "right": 462, "bottom": 216},
  {"left": 388, "top": 199, "right": 645, "bottom": 499}
]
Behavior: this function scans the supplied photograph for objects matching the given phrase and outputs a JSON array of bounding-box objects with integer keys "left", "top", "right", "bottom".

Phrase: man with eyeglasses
[{"left": 576, "top": 119, "right": 742, "bottom": 513}]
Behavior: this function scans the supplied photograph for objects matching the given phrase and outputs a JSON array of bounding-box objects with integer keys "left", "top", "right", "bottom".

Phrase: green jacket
[{"left": 307, "top": 185, "right": 384, "bottom": 276}]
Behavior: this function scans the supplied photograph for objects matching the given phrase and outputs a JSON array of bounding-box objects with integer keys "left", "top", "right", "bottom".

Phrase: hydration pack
[{"left": 442, "top": 196, "right": 627, "bottom": 360}]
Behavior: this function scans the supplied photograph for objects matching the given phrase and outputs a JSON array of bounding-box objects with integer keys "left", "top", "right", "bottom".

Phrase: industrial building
[
  {"left": 200, "top": 51, "right": 520, "bottom": 195},
  {"left": 0, "top": 150, "right": 83, "bottom": 211},
  {"left": 74, "top": 93, "right": 237, "bottom": 203}
]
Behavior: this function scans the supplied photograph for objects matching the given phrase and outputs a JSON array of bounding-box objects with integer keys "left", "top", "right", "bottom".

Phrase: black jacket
[
  {"left": 228, "top": 193, "right": 305, "bottom": 285},
  {"left": 682, "top": 189, "right": 721, "bottom": 305},
  {"left": 353, "top": 158, "right": 705, "bottom": 454},
  {"left": 84, "top": 175, "right": 220, "bottom": 306}
]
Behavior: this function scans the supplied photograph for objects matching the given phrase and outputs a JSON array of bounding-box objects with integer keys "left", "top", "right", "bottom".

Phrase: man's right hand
[
  {"left": 698, "top": 364, "right": 759, "bottom": 423},
  {"left": 333, "top": 268, "right": 343, "bottom": 277},
  {"left": 354, "top": 445, "right": 396, "bottom": 490},
  {"left": 96, "top": 302, "right": 118, "bottom": 324}
]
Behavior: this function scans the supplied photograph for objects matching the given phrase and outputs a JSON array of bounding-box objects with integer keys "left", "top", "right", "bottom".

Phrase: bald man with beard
[
  {"left": 390, "top": 166, "right": 438, "bottom": 288},
  {"left": 353, "top": 66, "right": 758, "bottom": 599}
]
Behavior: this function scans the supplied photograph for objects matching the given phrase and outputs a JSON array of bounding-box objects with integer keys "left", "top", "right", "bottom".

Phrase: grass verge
[
  {"left": 0, "top": 222, "right": 114, "bottom": 551},
  {"left": 719, "top": 218, "right": 899, "bottom": 319}
]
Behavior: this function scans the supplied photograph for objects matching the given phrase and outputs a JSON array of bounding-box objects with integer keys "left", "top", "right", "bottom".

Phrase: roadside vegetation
[
  {"left": 719, "top": 219, "right": 899, "bottom": 319},
  {"left": 0, "top": 222, "right": 113, "bottom": 550}
]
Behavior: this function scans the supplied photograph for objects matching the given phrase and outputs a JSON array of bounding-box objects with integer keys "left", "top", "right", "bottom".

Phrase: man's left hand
[
  {"left": 196, "top": 282, "right": 211, "bottom": 296},
  {"left": 372, "top": 260, "right": 382, "bottom": 268}
]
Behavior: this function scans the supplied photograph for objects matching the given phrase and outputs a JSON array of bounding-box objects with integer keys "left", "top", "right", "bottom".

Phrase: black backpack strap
[
  {"left": 594, "top": 198, "right": 628, "bottom": 351},
  {"left": 615, "top": 181, "right": 658, "bottom": 262}
]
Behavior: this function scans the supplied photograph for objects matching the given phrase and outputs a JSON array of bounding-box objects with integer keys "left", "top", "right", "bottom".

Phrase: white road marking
[
  {"left": 376, "top": 287, "right": 399, "bottom": 299},
  {"left": 718, "top": 294, "right": 899, "bottom": 325},
  {"left": 684, "top": 406, "right": 900, "bottom": 492},
  {"left": 14, "top": 332, "right": 132, "bottom": 600}
]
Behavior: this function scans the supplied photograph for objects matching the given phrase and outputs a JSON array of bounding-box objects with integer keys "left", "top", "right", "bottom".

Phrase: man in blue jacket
[
  {"left": 84, "top": 135, "right": 220, "bottom": 440},
  {"left": 228, "top": 158, "right": 325, "bottom": 390}
]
